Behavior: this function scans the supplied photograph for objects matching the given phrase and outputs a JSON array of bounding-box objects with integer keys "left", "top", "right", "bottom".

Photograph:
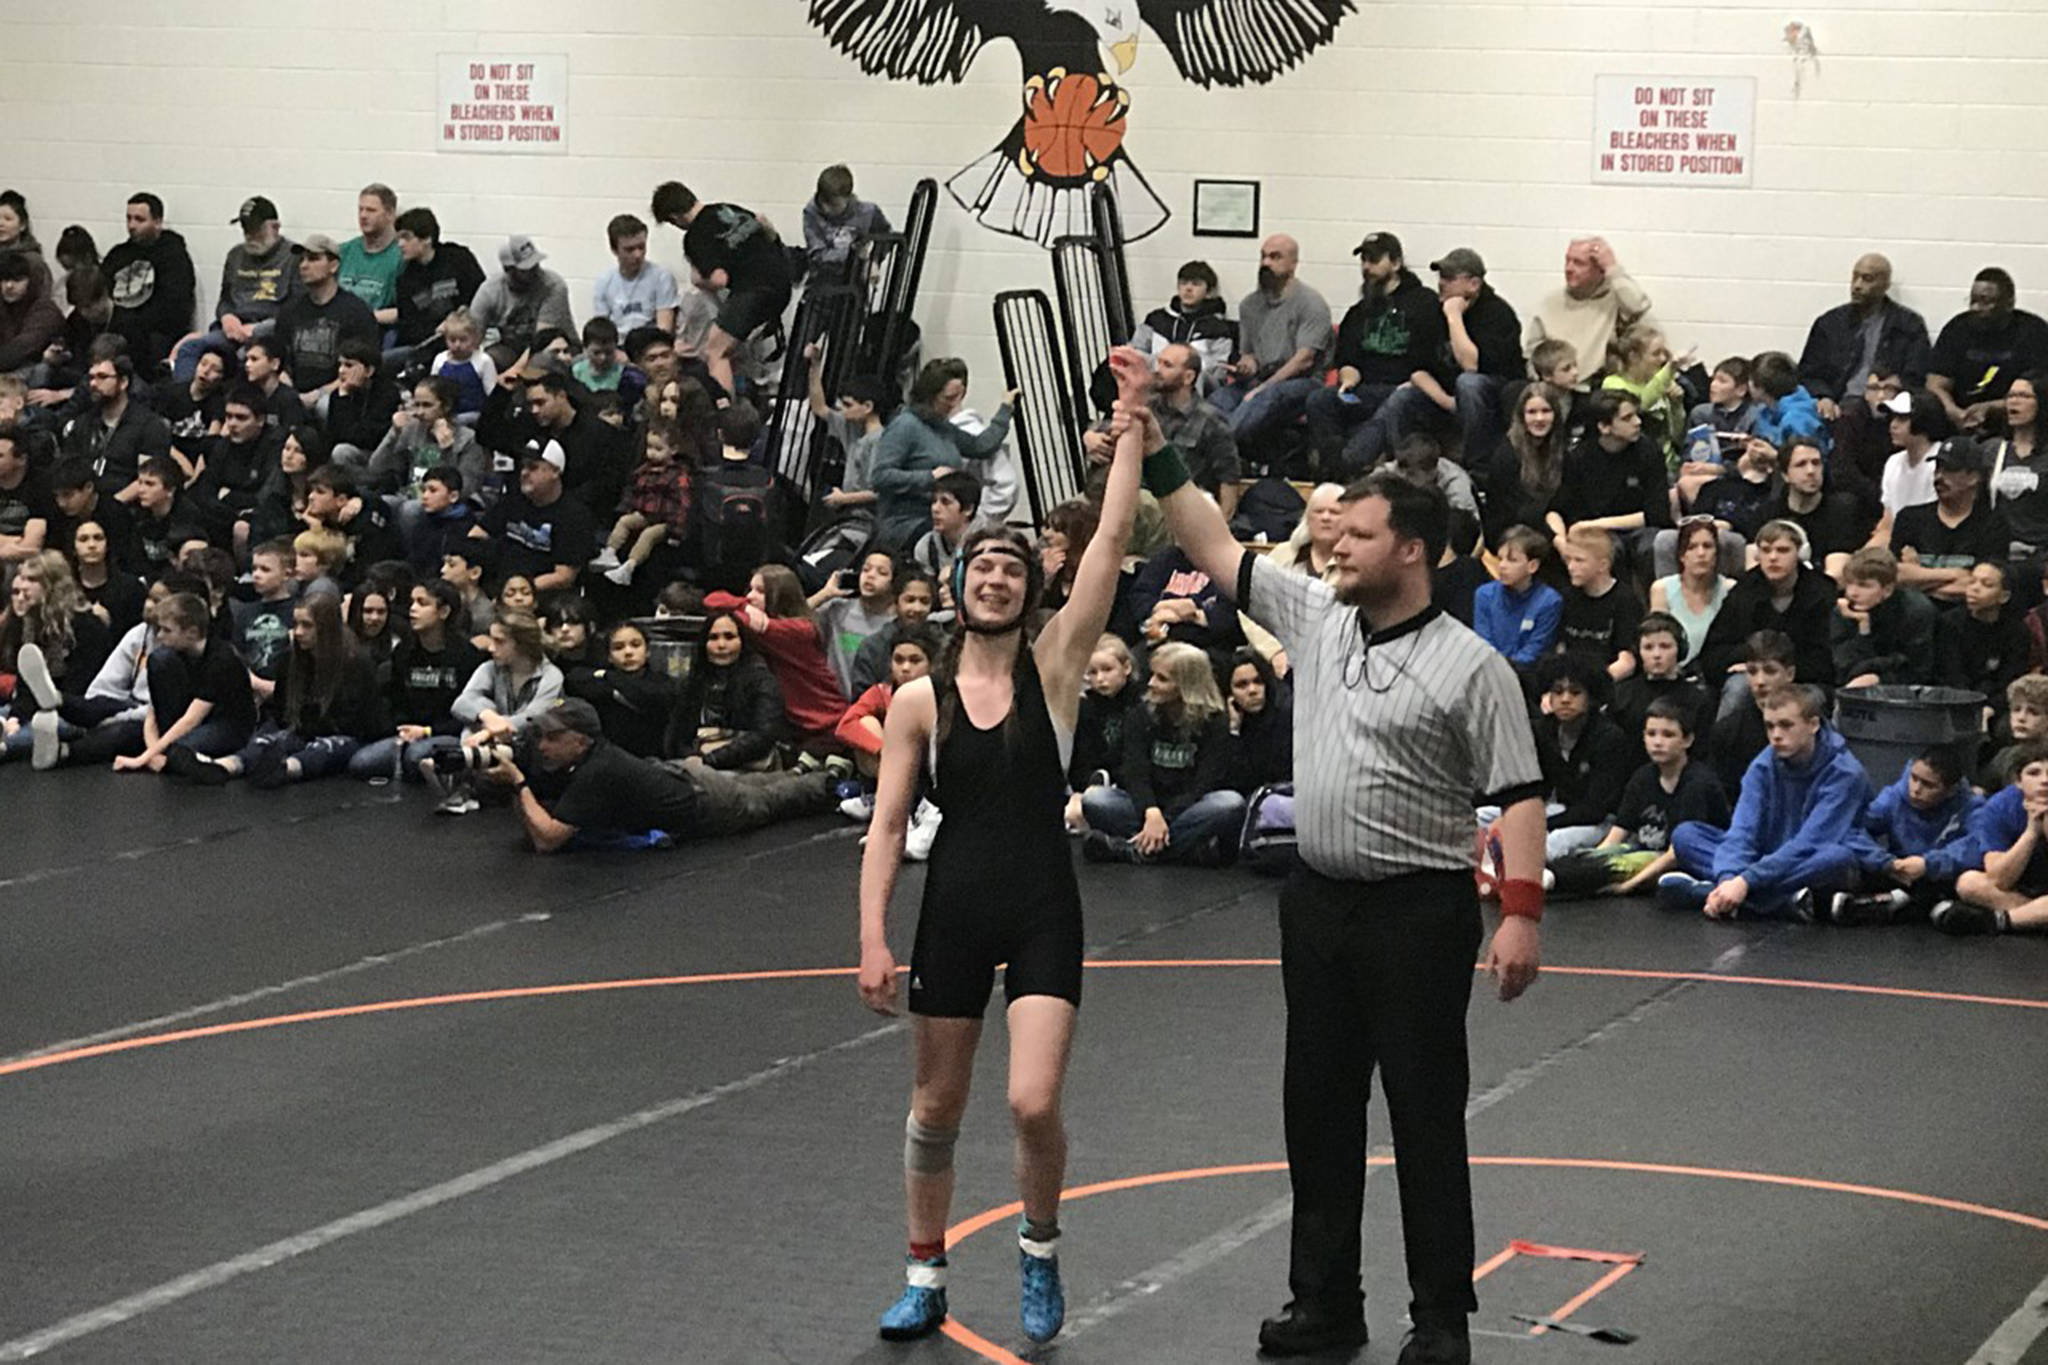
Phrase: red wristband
[{"left": 1498, "top": 878, "right": 1545, "bottom": 922}]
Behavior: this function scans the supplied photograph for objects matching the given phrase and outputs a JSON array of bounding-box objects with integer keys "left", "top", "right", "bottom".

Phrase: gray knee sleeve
[{"left": 904, "top": 1115, "right": 959, "bottom": 1177}]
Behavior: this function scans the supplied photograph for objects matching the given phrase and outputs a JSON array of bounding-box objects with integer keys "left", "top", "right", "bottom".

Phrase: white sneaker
[
  {"left": 589, "top": 547, "right": 622, "bottom": 571},
  {"left": 603, "top": 560, "right": 637, "bottom": 586},
  {"left": 18, "top": 643, "right": 61, "bottom": 708},
  {"left": 839, "top": 793, "right": 875, "bottom": 822},
  {"left": 903, "top": 798, "right": 943, "bottom": 862},
  {"left": 30, "top": 711, "right": 60, "bottom": 770}
]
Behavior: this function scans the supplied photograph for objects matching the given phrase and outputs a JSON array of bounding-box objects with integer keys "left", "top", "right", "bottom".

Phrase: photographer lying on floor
[{"left": 475, "top": 697, "right": 838, "bottom": 852}]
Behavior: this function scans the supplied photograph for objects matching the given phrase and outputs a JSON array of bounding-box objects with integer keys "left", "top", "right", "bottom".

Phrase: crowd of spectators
[{"left": 1, "top": 173, "right": 2045, "bottom": 933}]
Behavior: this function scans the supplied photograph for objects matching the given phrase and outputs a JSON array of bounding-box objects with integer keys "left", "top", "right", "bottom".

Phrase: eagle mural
[{"left": 805, "top": 0, "right": 1353, "bottom": 244}]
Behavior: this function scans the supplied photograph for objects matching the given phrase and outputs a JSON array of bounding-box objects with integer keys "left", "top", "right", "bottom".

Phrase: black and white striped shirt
[{"left": 1241, "top": 553, "right": 1542, "bottom": 883}]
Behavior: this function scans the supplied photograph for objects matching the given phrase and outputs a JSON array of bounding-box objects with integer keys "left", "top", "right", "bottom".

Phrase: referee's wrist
[{"left": 1498, "top": 878, "right": 1544, "bottom": 922}]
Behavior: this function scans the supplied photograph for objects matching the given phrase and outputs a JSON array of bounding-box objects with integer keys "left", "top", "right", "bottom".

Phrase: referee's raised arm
[{"left": 1126, "top": 405, "right": 1249, "bottom": 601}]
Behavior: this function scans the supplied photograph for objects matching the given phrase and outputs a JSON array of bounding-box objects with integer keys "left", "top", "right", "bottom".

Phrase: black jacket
[
  {"left": 1333, "top": 270, "right": 1441, "bottom": 388},
  {"left": 568, "top": 666, "right": 677, "bottom": 759},
  {"left": 1534, "top": 710, "right": 1634, "bottom": 831},
  {"left": 395, "top": 241, "right": 487, "bottom": 348},
  {"left": 61, "top": 401, "right": 173, "bottom": 495},
  {"left": 1798, "top": 298, "right": 1932, "bottom": 401},
  {"left": 325, "top": 375, "right": 403, "bottom": 454},
  {"left": 1697, "top": 564, "right": 1839, "bottom": 689},
  {"left": 1227, "top": 694, "right": 1293, "bottom": 795},
  {"left": 269, "top": 648, "right": 385, "bottom": 739},
  {"left": 385, "top": 634, "right": 485, "bottom": 734},
  {"left": 669, "top": 655, "right": 787, "bottom": 767},
  {"left": 1555, "top": 434, "right": 1672, "bottom": 530},
  {"left": 1830, "top": 587, "right": 1939, "bottom": 685},
  {"left": 102, "top": 228, "right": 198, "bottom": 368},
  {"left": 1121, "top": 706, "right": 1232, "bottom": 819}
]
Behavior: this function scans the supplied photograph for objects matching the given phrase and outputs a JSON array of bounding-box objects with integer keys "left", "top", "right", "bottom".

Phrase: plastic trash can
[{"left": 1832, "top": 685, "right": 1985, "bottom": 787}]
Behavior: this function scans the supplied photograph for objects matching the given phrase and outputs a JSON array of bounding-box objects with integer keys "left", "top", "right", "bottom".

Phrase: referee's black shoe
[
  {"left": 1396, "top": 1322, "right": 1471, "bottom": 1364},
  {"left": 1257, "top": 1303, "right": 1368, "bottom": 1356}
]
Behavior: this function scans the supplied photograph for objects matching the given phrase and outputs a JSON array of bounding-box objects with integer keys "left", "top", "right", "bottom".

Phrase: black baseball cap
[
  {"left": 1352, "top": 232, "right": 1403, "bottom": 261},
  {"left": 533, "top": 697, "right": 603, "bottom": 738},
  {"left": 1933, "top": 436, "right": 1986, "bottom": 472},
  {"left": 232, "top": 196, "right": 279, "bottom": 230}
]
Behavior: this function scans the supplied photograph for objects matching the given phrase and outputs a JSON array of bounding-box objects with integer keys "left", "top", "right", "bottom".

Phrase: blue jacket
[
  {"left": 1472, "top": 580, "right": 1562, "bottom": 667},
  {"left": 1715, "top": 723, "right": 1871, "bottom": 892},
  {"left": 1752, "top": 384, "right": 1831, "bottom": 456},
  {"left": 1920, "top": 784, "right": 2031, "bottom": 882},
  {"left": 1853, "top": 761, "right": 1983, "bottom": 877},
  {"left": 868, "top": 404, "right": 1014, "bottom": 549}
]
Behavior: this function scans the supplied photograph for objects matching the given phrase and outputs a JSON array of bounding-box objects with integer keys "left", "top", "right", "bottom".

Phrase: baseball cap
[
  {"left": 1881, "top": 391, "right": 1914, "bottom": 416},
  {"left": 1933, "top": 436, "right": 1986, "bottom": 471},
  {"left": 1352, "top": 232, "right": 1403, "bottom": 261},
  {"left": 231, "top": 195, "right": 279, "bottom": 230},
  {"left": 519, "top": 437, "right": 567, "bottom": 470},
  {"left": 299, "top": 232, "right": 341, "bottom": 259},
  {"left": 500, "top": 234, "right": 547, "bottom": 270},
  {"left": 1430, "top": 247, "right": 1487, "bottom": 278},
  {"left": 533, "top": 697, "right": 602, "bottom": 738}
]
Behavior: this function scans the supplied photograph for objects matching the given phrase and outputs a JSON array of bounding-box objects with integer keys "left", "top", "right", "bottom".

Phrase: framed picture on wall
[{"left": 1191, "top": 179, "right": 1260, "bottom": 238}]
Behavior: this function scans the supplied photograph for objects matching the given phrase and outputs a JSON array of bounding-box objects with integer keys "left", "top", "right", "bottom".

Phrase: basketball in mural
[{"left": 804, "top": 0, "right": 1354, "bottom": 245}]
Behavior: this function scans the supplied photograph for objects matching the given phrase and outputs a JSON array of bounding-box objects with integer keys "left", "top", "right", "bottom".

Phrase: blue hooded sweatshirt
[
  {"left": 1752, "top": 384, "right": 1831, "bottom": 456},
  {"left": 1851, "top": 760, "right": 1983, "bottom": 877},
  {"left": 1915, "top": 784, "right": 2030, "bottom": 883},
  {"left": 1714, "top": 722, "right": 1870, "bottom": 893}
]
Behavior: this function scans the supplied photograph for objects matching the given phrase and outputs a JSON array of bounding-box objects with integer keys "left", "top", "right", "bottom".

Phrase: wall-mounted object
[{"left": 1192, "top": 179, "right": 1261, "bottom": 238}]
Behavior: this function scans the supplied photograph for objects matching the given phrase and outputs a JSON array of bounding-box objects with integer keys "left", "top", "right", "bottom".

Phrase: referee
[{"left": 1133, "top": 405, "right": 1545, "bottom": 1365}]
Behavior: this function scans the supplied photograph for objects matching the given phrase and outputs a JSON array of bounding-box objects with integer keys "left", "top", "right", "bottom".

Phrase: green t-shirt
[
  {"left": 338, "top": 236, "right": 403, "bottom": 311},
  {"left": 572, "top": 355, "right": 623, "bottom": 392}
]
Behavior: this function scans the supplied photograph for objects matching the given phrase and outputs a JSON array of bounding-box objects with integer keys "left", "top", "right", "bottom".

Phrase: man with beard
[
  {"left": 1138, "top": 407, "right": 1543, "bottom": 1364},
  {"left": 271, "top": 234, "right": 378, "bottom": 412},
  {"left": 1929, "top": 267, "right": 2048, "bottom": 433},
  {"left": 1797, "top": 253, "right": 1931, "bottom": 422},
  {"left": 101, "top": 192, "right": 197, "bottom": 373},
  {"left": 1208, "top": 234, "right": 1331, "bottom": 459},
  {"left": 469, "top": 235, "right": 576, "bottom": 372},
  {"left": 59, "top": 353, "right": 171, "bottom": 495}
]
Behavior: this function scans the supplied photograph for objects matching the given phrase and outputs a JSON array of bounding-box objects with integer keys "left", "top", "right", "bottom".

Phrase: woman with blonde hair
[
  {"left": 1, "top": 550, "right": 114, "bottom": 766},
  {"left": 1243, "top": 483, "right": 1344, "bottom": 667},
  {"left": 1080, "top": 640, "right": 1245, "bottom": 865}
]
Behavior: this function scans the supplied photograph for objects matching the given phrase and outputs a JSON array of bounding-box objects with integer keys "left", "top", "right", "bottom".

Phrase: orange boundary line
[
  {"left": 936, "top": 1156, "right": 2048, "bottom": 1362},
  {"left": 1533, "top": 1260, "right": 1637, "bottom": 1335},
  {"left": 1508, "top": 1238, "right": 1643, "bottom": 1264},
  {"left": 4, "top": 959, "right": 2041, "bottom": 1082}
]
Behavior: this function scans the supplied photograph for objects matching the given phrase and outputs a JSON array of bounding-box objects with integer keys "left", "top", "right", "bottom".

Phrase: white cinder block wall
[{"left": 4, "top": 0, "right": 2046, "bottom": 402}]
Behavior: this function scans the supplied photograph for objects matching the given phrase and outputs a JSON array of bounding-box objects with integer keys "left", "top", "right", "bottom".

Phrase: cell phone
[{"left": 835, "top": 568, "right": 858, "bottom": 590}]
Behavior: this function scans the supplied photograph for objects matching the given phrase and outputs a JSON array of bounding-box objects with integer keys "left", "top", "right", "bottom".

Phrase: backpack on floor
[
  {"left": 1238, "top": 782, "right": 1297, "bottom": 874},
  {"left": 698, "top": 466, "right": 775, "bottom": 578}
]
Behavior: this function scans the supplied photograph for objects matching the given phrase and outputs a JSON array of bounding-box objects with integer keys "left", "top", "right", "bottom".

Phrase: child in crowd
[
  {"left": 1941, "top": 561, "right": 2030, "bottom": 729},
  {"left": 305, "top": 463, "right": 403, "bottom": 576},
  {"left": 348, "top": 584, "right": 398, "bottom": 667},
  {"left": 349, "top": 580, "right": 483, "bottom": 781},
  {"left": 1558, "top": 525, "right": 1643, "bottom": 681},
  {"left": 429, "top": 308, "right": 497, "bottom": 421},
  {"left": 1066, "top": 633, "right": 1140, "bottom": 831},
  {"left": 166, "top": 595, "right": 380, "bottom": 788},
  {"left": 1471, "top": 524, "right": 1561, "bottom": 672},
  {"left": 232, "top": 538, "right": 298, "bottom": 690},
  {"left": 1710, "top": 629, "right": 1797, "bottom": 797},
  {"left": 802, "top": 163, "right": 893, "bottom": 284},
  {"left": 813, "top": 547, "right": 899, "bottom": 696},
  {"left": 541, "top": 595, "right": 604, "bottom": 690},
  {"left": 409, "top": 467, "right": 476, "bottom": 576},
  {"left": 1612, "top": 612, "right": 1711, "bottom": 762},
  {"left": 250, "top": 425, "right": 319, "bottom": 547},
  {"left": 913, "top": 470, "right": 982, "bottom": 594},
  {"left": 1530, "top": 337, "right": 1581, "bottom": 393},
  {"left": 1225, "top": 647, "right": 1292, "bottom": 796},
  {"left": 805, "top": 357, "right": 887, "bottom": 513},
  {"left": 1661, "top": 684, "right": 1871, "bottom": 920},
  {"left": 592, "top": 417, "right": 692, "bottom": 587},
  {"left": 1431, "top": 507, "right": 1491, "bottom": 628},
  {"left": 847, "top": 571, "right": 938, "bottom": 697},
  {"left": 1748, "top": 350, "right": 1830, "bottom": 456},
  {"left": 426, "top": 608, "right": 564, "bottom": 815},
  {"left": 1602, "top": 325, "right": 1687, "bottom": 468},
  {"left": 70, "top": 516, "right": 147, "bottom": 638},
  {"left": 1555, "top": 695, "right": 1729, "bottom": 897},
  {"left": 441, "top": 541, "right": 496, "bottom": 642},
  {"left": 30, "top": 575, "right": 194, "bottom": 770},
  {"left": 668, "top": 608, "right": 787, "bottom": 769},
  {"left": 293, "top": 526, "right": 347, "bottom": 602},
  {"left": 1697, "top": 519, "right": 1839, "bottom": 712},
  {"left": 1529, "top": 654, "right": 1634, "bottom": 859},
  {"left": 110, "top": 591, "right": 258, "bottom": 773},
  {"left": 1982, "top": 675, "right": 2048, "bottom": 790},
  {"left": 566, "top": 621, "right": 677, "bottom": 758},
  {"left": 1936, "top": 742, "right": 2048, "bottom": 935},
  {"left": 697, "top": 404, "right": 778, "bottom": 594},
  {"left": 368, "top": 375, "right": 484, "bottom": 504},
  {"left": 1081, "top": 641, "right": 1246, "bottom": 866},
  {"left": 834, "top": 625, "right": 940, "bottom": 818},
  {"left": 1687, "top": 356, "right": 1759, "bottom": 444},
  {"left": 497, "top": 573, "right": 537, "bottom": 616},
  {"left": 572, "top": 317, "right": 626, "bottom": 393},
  {"left": 1832, "top": 748, "right": 1982, "bottom": 925},
  {"left": 1831, "top": 547, "right": 1938, "bottom": 690},
  {"left": 704, "top": 565, "right": 849, "bottom": 756}
]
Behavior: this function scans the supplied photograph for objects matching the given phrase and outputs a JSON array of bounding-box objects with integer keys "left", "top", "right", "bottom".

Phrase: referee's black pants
[{"left": 1280, "top": 864, "right": 1483, "bottom": 1327}]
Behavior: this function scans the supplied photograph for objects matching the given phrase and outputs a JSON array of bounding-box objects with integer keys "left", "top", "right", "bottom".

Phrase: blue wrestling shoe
[
  {"left": 1019, "top": 1241, "right": 1065, "bottom": 1342},
  {"left": 878, "top": 1257, "right": 948, "bottom": 1340}
]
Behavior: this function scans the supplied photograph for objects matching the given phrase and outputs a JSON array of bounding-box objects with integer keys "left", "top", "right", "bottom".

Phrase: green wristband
[{"left": 1141, "top": 443, "right": 1192, "bottom": 499}]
